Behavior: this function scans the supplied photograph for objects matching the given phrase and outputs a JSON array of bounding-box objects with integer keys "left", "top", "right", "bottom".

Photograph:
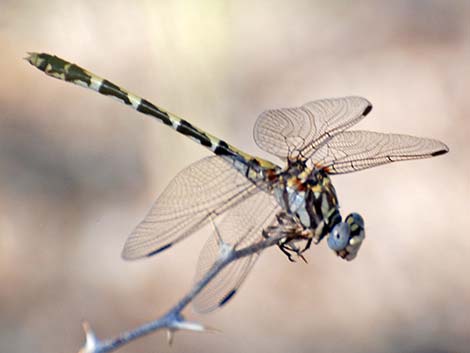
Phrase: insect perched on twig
[{"left": 27, "top": 53, "right": 449, "bottom": 314}]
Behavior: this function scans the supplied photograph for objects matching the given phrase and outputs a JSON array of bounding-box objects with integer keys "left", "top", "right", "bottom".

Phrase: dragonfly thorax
[{"left": 273, "top": 165, "right": 341, "bottom": 243}]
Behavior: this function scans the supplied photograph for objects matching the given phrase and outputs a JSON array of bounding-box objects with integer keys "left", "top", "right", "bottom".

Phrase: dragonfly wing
[
  {"left": 192, "top": 189, "right": 280, "bottom": 313},
  {"left": 314, "top": 131, "right": 449, "bottom": 174},
  {"left": 254, "top": 97, "right": 372, "bottom": 161},
  {"left": 122, "top": 156, "right": 259, "bottom": 260}
]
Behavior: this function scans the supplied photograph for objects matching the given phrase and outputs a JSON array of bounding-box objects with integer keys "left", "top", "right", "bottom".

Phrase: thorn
[
  {"left": 165, "top": 319, "right": 219, "bottom": 345},
  {"left": 166, "top": 329, "right": 174, "bottom": 346},
  {"left": 201, "top": 325, "right": 221, "bottom": 334},
  {"left": 78, "top": 321, "right": 99, "bottom": 353},
  {"left": 173, "top": 320, "right": 206, "bottom": 332},
  {"left": 172, "top": 318, "right": 220, "bottom": 334}
]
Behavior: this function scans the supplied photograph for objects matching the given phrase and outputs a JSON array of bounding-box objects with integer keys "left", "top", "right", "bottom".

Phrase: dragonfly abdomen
[{"left": 26, "top": 53, "right": 278, "bottom": 172}]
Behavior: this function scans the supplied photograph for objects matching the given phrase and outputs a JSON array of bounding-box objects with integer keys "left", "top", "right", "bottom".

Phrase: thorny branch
[{"left": 77, "top": 231, "right": 288, "bottom": 353}]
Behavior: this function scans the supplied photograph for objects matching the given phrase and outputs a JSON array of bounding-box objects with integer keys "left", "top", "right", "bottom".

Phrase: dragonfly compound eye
[
  {"left": 340, "top": 213, "right": 366, "bottom": 261},
  {"left": 327, "top": 222, "right": 351, "bottom": 251},
  {"left": 346, "top": 212, "right": 364, "bottom": 230}
]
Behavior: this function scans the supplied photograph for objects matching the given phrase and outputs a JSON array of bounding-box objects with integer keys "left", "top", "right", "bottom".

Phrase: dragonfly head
[{"left": 327, "top": 213, "right": 365, "bottom": 261}]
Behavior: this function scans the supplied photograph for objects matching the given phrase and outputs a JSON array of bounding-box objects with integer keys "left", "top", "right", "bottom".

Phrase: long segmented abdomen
[{"left": 26, "top": 53, "right": 278, "bottom": 176}]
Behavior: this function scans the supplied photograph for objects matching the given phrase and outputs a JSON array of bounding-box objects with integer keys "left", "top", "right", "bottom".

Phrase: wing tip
[
  {"left": 218, "top": 289, "right": 237, "bottom": 307},
  {"left": 363, "top": 104, "right": 373, "bottom": 116},
  {"left": 431, "top": 144, "right": 449, "bottom": 157},
  {"left": 147, "top": 243, "right": 174, "bottom": 257},
  {"left": 346, "top": 96, "right": 372, "bottom": 116},
  {"left": 121, "top": 242, "right": 174, "bottom": 260},
  {"left": 193, "top": 288, "right": 238, "bottom": 314}
]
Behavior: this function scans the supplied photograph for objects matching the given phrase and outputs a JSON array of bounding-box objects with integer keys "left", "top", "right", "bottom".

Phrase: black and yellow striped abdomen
[{"left": 26, "top": 53, "right": 279, "bottom": 177}]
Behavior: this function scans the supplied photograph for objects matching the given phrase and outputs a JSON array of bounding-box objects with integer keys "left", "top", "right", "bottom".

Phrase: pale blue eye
[
  {"left": 347, "top": 213, "right": 364, "bottom": 229},
  {"left": 328, "top": 222, "right": 351, "bottom": 251}
]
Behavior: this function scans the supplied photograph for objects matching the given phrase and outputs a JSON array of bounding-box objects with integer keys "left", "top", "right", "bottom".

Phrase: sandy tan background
[{"left": 1, "top": 1, "right": 469, "bottom": 352}]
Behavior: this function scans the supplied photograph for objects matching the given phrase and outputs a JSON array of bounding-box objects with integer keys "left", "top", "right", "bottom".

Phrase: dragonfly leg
[
  {"left": 262, "top": 223, "right": 282, "bottom": 239},
  {"left": 261, "top": 228, "right": 270, "bottom": 239},
  {"left": 300, "top": 238, "right": 313, "bottom": 253},
  {"left": 264, "top": 211, "right": 310, "bottom": 262},
  {"left": 262, "top": 226, "right": 296, "bottom": 262},
  {"left": 277, "top": 236, "right": 310, "bottom": 263},
  {"left": 275, "top": 211, "right": 291, "bottom": 225},
  {"left": 278, "top": 238, "right": 297, "bottom": 262}
]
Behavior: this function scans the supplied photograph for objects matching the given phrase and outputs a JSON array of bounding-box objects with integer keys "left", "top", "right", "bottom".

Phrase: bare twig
[{"left": 76, "top": 232, "right": 286, "bottom": 353}]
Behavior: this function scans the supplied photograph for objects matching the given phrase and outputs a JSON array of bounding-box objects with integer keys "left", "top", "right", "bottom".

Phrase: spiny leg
[
  {"left": 262, "top": 222, "right": 296, "bottom": 262},
  {"left": 297, "top": 238, "right": 313, "bottom": 257},
  {"left": 263, "top": 211, "right": 313, "bottom": 262},
  {"left": 278, "top": 237, "right": 297, "bottom": 262},
  {"left": 278, "top": 238, "right": 308, "bottom": 263}
]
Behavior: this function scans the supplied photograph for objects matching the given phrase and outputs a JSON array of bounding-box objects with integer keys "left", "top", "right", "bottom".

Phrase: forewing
[
  {"left": 192, "top": 189, "right": 280, "bottom": 313},
  {"left": 122, "top": 156, "right": 258, "bottom": 260},
  {"left": 254, "top": 97, "right": 372, "bottom": 160},
  {"left": 313, "top": 131, "right": 449, "bottom": 174}
]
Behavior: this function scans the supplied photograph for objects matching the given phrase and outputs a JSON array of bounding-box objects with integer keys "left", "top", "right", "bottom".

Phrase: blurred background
[{"left": 1, "top": 1, "right": 469, "bottom": 352}]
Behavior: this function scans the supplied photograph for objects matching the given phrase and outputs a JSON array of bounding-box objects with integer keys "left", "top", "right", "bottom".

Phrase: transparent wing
[
  {"left": 254, "top": 97, "right": 372, "bottom": 161},
  {"left": 313, "top": 131, "right": 449, "bottom": 174},
  {"left": 192, "top": 189, "right": 280, "bottom": 313},
  {"left": 122, "top": 156, "right": 260, "bottom": 260}
]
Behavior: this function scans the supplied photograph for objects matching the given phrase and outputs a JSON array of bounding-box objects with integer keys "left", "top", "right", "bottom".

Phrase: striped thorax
[{"left": 273, "top": 160, "right": 340, "bottom": 243}]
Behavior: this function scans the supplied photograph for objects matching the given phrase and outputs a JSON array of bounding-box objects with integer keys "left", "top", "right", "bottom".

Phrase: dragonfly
[{"left": 27, "top": 53, "right": 449, "bottom": 313}]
